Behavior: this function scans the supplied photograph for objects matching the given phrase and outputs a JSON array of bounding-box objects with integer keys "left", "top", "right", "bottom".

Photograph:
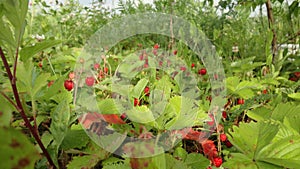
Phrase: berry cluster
[
  {"left": 289, "top": 71, "right": 300, "bottom": 82},
  {"left": 63, "top": 62, "right": 110, "bottom": 91}
]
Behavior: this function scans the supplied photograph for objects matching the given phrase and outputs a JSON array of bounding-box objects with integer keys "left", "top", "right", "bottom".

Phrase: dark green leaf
[
  {"left": 20, "top": 40, "right": 61, "bottom": 62},
  {"left": 0, "top": 127, "right": 39, "bottom": 169}
]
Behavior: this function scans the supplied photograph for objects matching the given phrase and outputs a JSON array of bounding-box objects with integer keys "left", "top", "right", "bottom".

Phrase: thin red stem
[{"left": 0, "top": 47, "right": 56, "bottom": 168}]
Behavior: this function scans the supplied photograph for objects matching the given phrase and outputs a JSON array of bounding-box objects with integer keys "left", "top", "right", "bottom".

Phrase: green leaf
[
  {"left": 288, "top": 93, "right": 300, "bottom": 100},
  {"left": 50, "top": 100, "right": 70, "bottom": 150},
  {"left": 67, "top": 155, "right": 99, "bottom": 169},
  {"left": 154, "top": 75, "right": 173, "bottom": 100},
  {"left": 61, "top": 125, "right": 90, "bottom": 150},
  {"left": 20, "top": 40, "right": 61, "bottom": 61},
  {"left": 167, "top": 96, "right": 198, "bottom": 130},
  {"left": 0, "top": 20, "right": 16, "bottom": 48},
  {"left": 41, "top": 77, "right": 65, "bottom": 100},
  {"left": 184, "top": 153, "right": 210, "bottom": 169},
  {"left": 283, "top": 115, "right": 300, "bottom": 134},
  {"left": 32, "top": 72, "right": 51, "bottom": 98},
  {"left": 0, "top": 94, "right": 15, "bottom": 127},
  {"left": 228, "top": 121, "right": 279, "bottom": 158},
  {"left": 2, "top": 0, "right": 28, "bottom": 46},
  {"left": 173, "top": 147, "right": 188, "bottom": 161},
  {"left": 3, "top": 0, "right": 28, "bottom": 31},
  {"left": 131, "top": 78, "right": 148, "bottom": 98},
  {"left": 247, "top": 107, "right": 272, "bottom": 122},
  {"left": 98, "top": 99, "right": 119, "bottom": 114},
  {"left": 102, "top": 163, "right": 131, "bottom": 169},
  {"left": 165, "top": 154, "right": 191, "bottom": 169},
  {"left": 16, "top": 61, "right": 34, "bottom": 93},
  {"left": 50, "top": 55, "right": 76, "bottom": 65},
  {"left": 223, "top": 153, "right": 257, "bottom": 169},
  {"left": 258, "top": 135, "right": 300, "bottom": 168},
  {"left": 0, "top": 127, "right": 39, "bottom": 169},
  {"left": 271, "top": 103, "right": 300, "bottom": 122},
  {"left": 126, "top": 105, "right": 155, "bottom": 124}
]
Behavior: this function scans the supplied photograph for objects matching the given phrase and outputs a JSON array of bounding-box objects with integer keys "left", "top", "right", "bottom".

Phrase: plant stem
[
  {"left": 266, "top": 0, "right": 277, "bottom": 65},
  {"left": 0, "top": 47, "right": 56, "bottom": 169}
]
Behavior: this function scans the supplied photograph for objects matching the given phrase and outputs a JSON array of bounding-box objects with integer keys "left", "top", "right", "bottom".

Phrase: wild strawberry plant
[{"left": 1, "top": 0, "right": 300, "bottom": 169}]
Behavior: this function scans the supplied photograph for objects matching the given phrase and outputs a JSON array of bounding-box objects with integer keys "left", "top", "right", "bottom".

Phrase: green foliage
[
  {"left": 20, "top": 40, "right": 61, "bottom": 62},
  {"left": 0, "top": 0, "right": 300, "bottom": 168},
  {"left": 0, "top": 127, "right": 39, "bottom": 169},
  {"left": 225, "top": 120, "right": 300, "bottom": 168}
]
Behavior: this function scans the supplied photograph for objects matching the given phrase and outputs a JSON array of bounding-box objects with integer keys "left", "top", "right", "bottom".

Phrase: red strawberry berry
[
  {"left": 206, "top": 95, "right": 212, "bottom": 102},
  {"left": 198, "top": 68, "right": 207, "bottom": 75},
  {"left": 85, "top": 77, "right": 95, "bottom": 87},
  {"left": 144, "top": 63, "right": 149, "bottom": 68},
  {"left": 47, "top": 81, "right": 54, "bottom": 88},
  {"left": 134, "top": 98, "right": 140, "bottom": 106},
  {"left": 180, "top": 66, "right": 186, "bottom": 71},
  {"left": 289, "top": 77, "right": 298, "bottom": 82},
  {"left": 237, "top": 99, "right": 244, "bottom": 105},
  {"left": 173, "top": 50, "right": 177, "bottom": 55},
  {"left": 64, "top": 80, "right": 74, "bottom": 91},
  {"left": 104, "top": 67, "right": 109, "bottom": 73},
  {"left": 225, "top": 140, "right": 233, "bottom": 148},
  {"left": 144, "top": 86, "right": 150, "bottom": 96},
  {"left": 120, "top": 113, "right": 127, "bottom": 120},
  {"left": 94, "top": 63, "right": 100, "bottom": 70},
  {"left": 220, "top": 133, "right": 227, "bottom": 142},
  {"left": 38, "top": 62, "right": 43, "bottom": 68},
  {"left": 262, "top": 89, "right": 268, "bottom": 94},
  {"left": 213, "top": 157, "right": 223, "bottom": 167},
  {"left": 222, "top": 111, "right": 227, "bottom": 118},
  {"left": 294, "top": 72, "right": 300, "bottom": 78},
  {"left": 201, "top": 140, "right": 218, "bottom": 160},
  {"left": 153, "top": 44, "right": 159, "bottom": 49},
  {"left": 139, "top": 54, "right": 144, "bottom": 60},
  {"left": 191, "top": 63, "right": 195, "bottom": 68}
]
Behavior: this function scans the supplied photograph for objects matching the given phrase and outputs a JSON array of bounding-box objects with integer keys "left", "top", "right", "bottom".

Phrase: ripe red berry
[
  {"left": 206, "top": 95, "right": 212, "bottom": 102},
  {"left": 220, "top": 133, "right": 227, "bottom": 142},
  {"left": 237, "top": 99, "right": 244, "bottom": 105},
  {"left": 69, "top": 72, "right": 75, "bottom": 79},
  {"left": 120, "top": 113, "right": 127, "bottom": 120},
  {"left": 289, "top": 77, "right": 298, "bottom": 82},
  {"left": 225, "top": 140, "right": 233, "bottom": 148},
  {"left": 198, "top": 68, "right": 207, "bottom": 75},
  {"left": 213, "top": 157, "right": 223, "bottom": 167},
  {"left": 64, "top": 80, "right": 74, "bottom": 91},
  {"left": 104, "top": 67, "right": 109, "bottom": 73},
  {"left": 134, "top": 98, "right": 139, "bottom": 106},
  {"left": 191, "top": 63, "right": 195, "bottom": 68},
  {"left": 180, "top": 66, "right": 186, "bottom": 71},
  {"left": 153, "top": 44, "right": 159, "bottom": 49},
  {"left": 144, "top": 63, "right": 149, "bottom": 68},
  {"left": 94, "top": 63, "right": 100, "bottom": 70},
  {"left": 294, "top": 72, "right": 300, "bottom": 78},
  {"left": 47, "top": 81, "right": 54, "bottom": 88},
  {"left": 262, "top": 89, "right": 268, "bottom": 94},
  {"left": 144, "top": 86, "right": 150, "bottom": 96},
  {"left": 85, "top": 77, "right": 95, "bottom": 87},
  {"left": 222, "top": 111, "right": 227, "bottom": 118},
  {"left": 38, "top": 62, "right": 42, "bottom": 68},
  {"left": 173, "top": 50, "right": 177, "bottom": 55},
  {"left": 207, "top": 166, "right": 212, "bottom": 169}
]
